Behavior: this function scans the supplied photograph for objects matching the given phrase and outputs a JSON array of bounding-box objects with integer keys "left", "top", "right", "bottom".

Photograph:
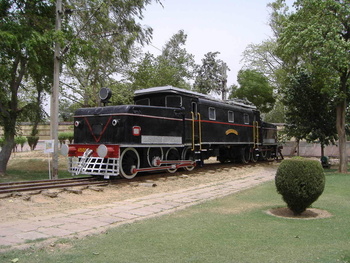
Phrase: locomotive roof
[
  {"left": 134, "top": 86, "right": 257, "bottom": 110},
  {"left": 134, "top": 86, "right": 208, "bottom": 99},
  {"left": 74, "top": 105, "right": 133, "bottom": 116}
]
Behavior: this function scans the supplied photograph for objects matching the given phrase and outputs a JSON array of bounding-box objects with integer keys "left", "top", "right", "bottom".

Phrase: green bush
[
  {"left": 27, "top": 136, "right": 39, "bottom": 151},
  {"left": 275, "top": 157, "right": 325, "bottom": 215},
  {"left": 58, "top": 132, "right": 67, "bottom": 145},
  {"left": 15, "top": 136, "right": 27, "bottom": 151},
  {"left": 58, "top": 132, "right": 74, "bottom": 145},
  {"left": 67, "top": 131, "right": 74, "bottom": 143},
  {"left": 0, "top": 137, "right": 4, "bottom": 148}
]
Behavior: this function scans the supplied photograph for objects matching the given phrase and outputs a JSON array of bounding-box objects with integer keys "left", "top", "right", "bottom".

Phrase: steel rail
[
  {"left": 0, "top": 178, "right": 108, "bottom": 194},
  {"left": 0, "top": 177, "right": 93, "bottom": 187}
]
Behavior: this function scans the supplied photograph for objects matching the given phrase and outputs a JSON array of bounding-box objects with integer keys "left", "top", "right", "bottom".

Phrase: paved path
[{"left": 0, "top": 167, "right": 276, "bottom": 251}]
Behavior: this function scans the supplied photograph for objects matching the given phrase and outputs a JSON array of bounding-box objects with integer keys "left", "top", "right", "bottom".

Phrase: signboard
[{"left": 44, "top": 140, "right": 54, "bottom": 154}]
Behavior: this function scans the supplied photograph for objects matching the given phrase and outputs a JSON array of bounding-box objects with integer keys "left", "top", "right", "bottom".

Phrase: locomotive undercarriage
[
  {"left": 217, "top": 145, "right": 277, "bottom": 164},
  {"left": 66, "top": 144, "right": 277, "bottom": 179},
  {"left": 66, "top": 145, "right": 197, "bottom": 179}
]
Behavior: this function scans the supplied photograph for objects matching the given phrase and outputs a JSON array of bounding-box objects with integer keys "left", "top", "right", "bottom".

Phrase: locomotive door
[
  {"left": 253, "top": 120, "right": 259, "bottom": 148},
  {"left": 252, "top": 111, "right": 261, "bottom": 148},
  {"left": 191, "top": 100, "right": 202, "bottom": 151}
]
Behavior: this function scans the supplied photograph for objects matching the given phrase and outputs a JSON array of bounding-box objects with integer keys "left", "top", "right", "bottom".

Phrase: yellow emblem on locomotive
[{"left": 225, "top": 129, "right": 239, "bottom": 136}]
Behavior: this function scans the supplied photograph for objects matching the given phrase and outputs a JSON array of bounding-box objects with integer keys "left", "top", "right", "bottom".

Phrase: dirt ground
[
  {"left": 0, "top": 151, "right": 330, "bottom": 222},
  {"left": 267, "top": 207, "right": 332, "bottom": 219}
]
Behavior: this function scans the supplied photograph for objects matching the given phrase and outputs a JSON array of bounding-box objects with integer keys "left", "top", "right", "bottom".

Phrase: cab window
[
  {"left": 244, "top": 113, "right": 249, "bottom": 124},
  {"left": 135, "top": 98, "right": 150, "bottom": 106},
  {"left": 209, "top": 107, "right": 216, "bottom": 120},
  {"left": 166, "top": 95, "right": 182, "bottom": 107},
  {"left": 228, "top": 111, "right": 234, "bottom": 123}
]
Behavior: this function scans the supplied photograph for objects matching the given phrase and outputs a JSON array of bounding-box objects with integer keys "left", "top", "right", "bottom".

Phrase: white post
[{"left": 50, "top": 0, "right": 62, "bottom": 179}]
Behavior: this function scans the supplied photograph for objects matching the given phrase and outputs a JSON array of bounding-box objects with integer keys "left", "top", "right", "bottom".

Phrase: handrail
[
  {"left": 191, "top": 111, "right": 195, "bottom": 151},
  {"left": 198, "top": 112, "right": 202, "bottom": 150},
  {"left": 253, "top": 121, "right": 259, "bottom": 148}
]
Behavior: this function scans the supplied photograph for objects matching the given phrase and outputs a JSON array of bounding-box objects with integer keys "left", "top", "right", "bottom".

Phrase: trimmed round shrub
[
  {"left": 58, "top": 132, "right": 74, "bottom": 145},
  {"left": 67, "top": 132, "right": 74, "bottom": 143},
  {"left": 15, "top": 136, "right": 27, "bottom": 151},
  {"left": 27, "top": 136, "right": 39, "bottom": 151},
  {"left": 275, "top": 157, "right": 325, "bottom": 215}
]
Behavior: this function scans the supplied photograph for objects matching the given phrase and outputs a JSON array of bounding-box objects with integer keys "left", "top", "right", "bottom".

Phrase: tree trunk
[
  {"left": 0, "top": 134, "right": 15, "bottom": 176},
  {"left": 336, "top": 99, "right": 347, "bottom": 173}
]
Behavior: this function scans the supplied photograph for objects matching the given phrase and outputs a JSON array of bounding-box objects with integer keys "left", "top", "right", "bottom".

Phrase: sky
[{"left": 140, "top": 0, "right": 294, "bottom": 86}]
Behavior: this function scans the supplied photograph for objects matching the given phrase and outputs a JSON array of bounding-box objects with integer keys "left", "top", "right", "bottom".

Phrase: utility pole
[
  {"left": 220, "top": 62, "right": 229, "bottom": 101},
  {"left": 51, "top": 0, "right": 62, "bottom": 179}
]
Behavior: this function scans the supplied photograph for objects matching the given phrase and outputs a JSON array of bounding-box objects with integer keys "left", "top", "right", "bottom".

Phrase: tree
[
  {"left": 241, "top": 0, "right": 292, "bottom": 86},
  {"left": 194, "top": 52, "right": 230, "bottom": 99},
  {"left": 239, "top": 1, "right": 291, "bottom": 122},
  {"left": 0, "top": 0, "right": 55, "bottom": 175},
  {"left": 0, "top": 0, "right": 161, "bottom": 175},
  {"left": 230, "top": 69, "right": 275, "bottom": 113},
  {"left": 263, "top": 99, "right": 286, "bottom": 123},
  {"left": 129, "top": 30, "right": 197, "bottom": 91},
  {"left": 61, "top": 0, "right": 162, "bottom": 108},
  {"left": 283, "top": 69, "right": 337, "bottom": 156},
  {"left": 161, "top": 29, "right": 197, "bottom": 86},
  {"left": 242, "top": 40, "right": 283, "bottom": 86},
  {"left": 276, "top": 0, "right": 350, "bottom": 173}
]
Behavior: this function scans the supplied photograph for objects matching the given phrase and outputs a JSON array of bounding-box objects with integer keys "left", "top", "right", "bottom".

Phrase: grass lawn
[
  {"left": 1, "top": 172, "right": 350, "bottom": 263},
  {"left": 0, "top": 169, "right": 73, "bottom": 183},
  {"left": 0, "top": 152, "right": 74, "bottom": 183}
]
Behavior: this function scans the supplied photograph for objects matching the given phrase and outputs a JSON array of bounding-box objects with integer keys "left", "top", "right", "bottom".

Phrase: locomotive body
[{"left": 62, "top": 86, "right": 278, "bottom": 179}]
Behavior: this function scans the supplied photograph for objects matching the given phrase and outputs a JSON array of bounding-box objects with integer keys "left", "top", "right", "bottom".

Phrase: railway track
[
  {"left": 0, "top": 177, "right": 109, "bottom": 195},
  {"left": 0, "top": 161, "right": 276, "bottom": 196}
]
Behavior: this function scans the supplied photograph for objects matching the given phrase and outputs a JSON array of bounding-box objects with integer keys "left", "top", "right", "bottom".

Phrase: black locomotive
[{"left": 61, "top": 86, "right": 278, "bottom": 179}]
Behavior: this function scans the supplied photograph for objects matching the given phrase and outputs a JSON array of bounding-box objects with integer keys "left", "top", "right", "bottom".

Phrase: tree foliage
[
  {"left": 242, "top": 40, "right": 282, "bottom": 85},
  {"left": 129, "top": 30, "right": 196, "bottom": 91},
  {"left": 283, "top": 69, "right": 337, "bottom": 153},
  {"left": 230, "top": 69, "right": 275, "bottom": 113},
  {"left": 61, "top": 0, "right": 161, "bottom": 107},
  {"left": 161, "top": 29, "right": 196, "bottom": 84},
  {"left": 276, "top": 0, "right": 350, "bottom": 172},
  {"left": 0, "top": 0, "right": 55, "bottom": 175},
  {"left": 0, "top": 0, "right": 161, "bottom": 175},
  {"left": 194, "top": 51, "right": 230, "bottom": 99}
]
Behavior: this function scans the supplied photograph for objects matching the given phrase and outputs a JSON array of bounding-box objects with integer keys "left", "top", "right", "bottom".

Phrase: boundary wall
[
  {"left": 1, "top": 123, "right": 349, "bottom": 158},
  {"left": 281, "top": 141, "right": 350, "bottom": 158},
  {"left": 0, "top": 122, "right": 73, "bottom": 140}
]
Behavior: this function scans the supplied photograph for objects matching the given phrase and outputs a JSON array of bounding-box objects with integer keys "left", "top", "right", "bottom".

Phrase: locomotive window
[
  {"left": 166, "top": 95, "right": 182, "bottom": 108},
  {"left": 209, "top": 107, "right": 216, "bottom": 120},
  {"left": 192, "top": 102, "right": 198, "bottom": 120},
  {"left": 228, "top": 111, "right": 234, "bottom": 123},
  {"left": 244, "top": 113, "right": 249, "bottom": 124},
  {"left": 135, "top": 98, "right": 150, "bottom": 105}
]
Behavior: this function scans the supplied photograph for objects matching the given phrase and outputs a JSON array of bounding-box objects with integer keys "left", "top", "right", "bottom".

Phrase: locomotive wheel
[
  {"left": 251, "top": 148, "right": 258, "bottom": 163},
  {"left": 119, "top": 148, "right": 140, "bottom": 179},
  {"left": 241, "top": 147, "right": 251, "bottom": 164},
  {"left": 261, "top": 149, "right": 268, "bottom": 160},
  {"left": 266, "top": 149, "right": 274, "bottom": 161},
  {"left": 218, "top": 157, "right": 228, "bottom": 164},
  {"left": 166, "top": 148, "right": 180, "bottom": 173},
  {"left": 147, "top": 147, "right": 164, "bottom": 167},
  {"left": 182, "top": 147, "right": 195, "bottom": 171}
]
